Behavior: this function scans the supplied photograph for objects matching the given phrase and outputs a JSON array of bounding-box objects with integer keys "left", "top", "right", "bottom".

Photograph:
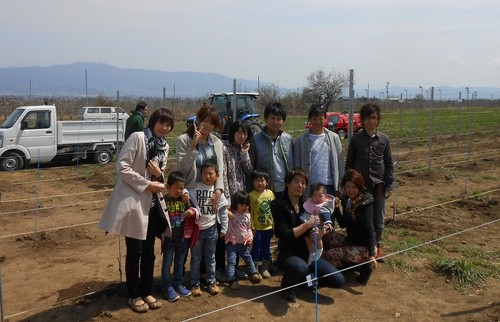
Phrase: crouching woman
[
  {"left": 322, "top": 169, "right": 378, "bottom": 285},
  {"left": 271, "top": 168, "right": 345, "bottom": 302}
]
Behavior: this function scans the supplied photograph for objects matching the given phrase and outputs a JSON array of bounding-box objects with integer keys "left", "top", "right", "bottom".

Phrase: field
[{"left": 0, "top": 106, "right": 499, "bottom": 321}]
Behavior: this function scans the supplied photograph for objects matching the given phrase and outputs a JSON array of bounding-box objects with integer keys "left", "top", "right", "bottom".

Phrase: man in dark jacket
[{"left": 125, "top": 102, "right": 149, "bottom": 140}]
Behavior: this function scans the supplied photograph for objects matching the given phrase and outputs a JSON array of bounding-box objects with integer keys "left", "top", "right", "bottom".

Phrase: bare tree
[
  {"left": 302, "top": 69, "right": 349, "bottom": 111},
  {"left": 256, "top": 83, "right": 282, "bottom": 113}
]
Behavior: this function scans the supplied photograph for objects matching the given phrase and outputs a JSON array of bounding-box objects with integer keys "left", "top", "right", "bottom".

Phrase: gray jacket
[{"left": 293, "top": 128, "right": 344, "bottom": 191}]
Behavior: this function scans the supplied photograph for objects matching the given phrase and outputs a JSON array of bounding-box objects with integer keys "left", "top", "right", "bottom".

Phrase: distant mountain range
[
  {"left": 0, "top": 62, "right": 498, "bottom": 100},
  {"left": 0, "top": 62, "right": 262, "bottom": 98}
]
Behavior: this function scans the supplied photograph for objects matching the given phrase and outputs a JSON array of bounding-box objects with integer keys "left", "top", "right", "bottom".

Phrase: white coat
[{"left": 98, "top": 131, "right": 172, "bottom": 240}]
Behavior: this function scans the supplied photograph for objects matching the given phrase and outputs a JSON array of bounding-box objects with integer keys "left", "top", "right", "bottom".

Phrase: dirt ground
[{"left": 0, "top": 136, "right": 499, "bottom": 322}]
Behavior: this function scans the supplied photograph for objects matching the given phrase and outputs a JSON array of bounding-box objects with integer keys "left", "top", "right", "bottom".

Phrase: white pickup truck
[{"left": 0, "top": 105, "right": 125, "bottom": 171}]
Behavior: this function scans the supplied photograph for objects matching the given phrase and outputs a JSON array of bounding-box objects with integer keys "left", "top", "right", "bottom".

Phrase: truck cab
[{"left": 0, "top": 105, "right": 58, "bottom": 170}]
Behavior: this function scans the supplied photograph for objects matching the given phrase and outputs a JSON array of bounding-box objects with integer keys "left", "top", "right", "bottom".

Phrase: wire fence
[{"left": 0, "top": 103, "right": 499, "bottom": 321}]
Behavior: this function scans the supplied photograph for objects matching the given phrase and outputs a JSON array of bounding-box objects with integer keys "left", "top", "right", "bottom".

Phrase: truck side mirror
[{"left": 21, "top": 121, "right": 28, "bottom": 130}]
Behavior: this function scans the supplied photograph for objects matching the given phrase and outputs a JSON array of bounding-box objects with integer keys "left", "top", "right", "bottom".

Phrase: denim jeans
[
  {"left": 226, "top": 242, "right": 257, "bottom": 281},
  {"left": 161, "top": 237, "right": 189, "bottom": 288},
  {"left": 189, "top": 223, "right": 218, "bottom": 285},
  {"left": 278, "top": 255, "right": 345, "bottom": 290},
  {"left": 251, "top": 229, "right": 274, "bottom": 262}
]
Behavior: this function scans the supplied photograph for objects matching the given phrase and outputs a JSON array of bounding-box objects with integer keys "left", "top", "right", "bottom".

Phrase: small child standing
[
  {"left": 225, "top": 191, "right": 262, "bottom": 290},
  {"left": 188, "top": 161, "right": 229, "bottom": 296},
  {"left": 161, "top": 171, "right": 198, "bottom": 302},
  {"left": 301, "top": 183, "right": 335, "bottom": 265},
  {"left": 249, "top": 170, "right": 275, "bottom": 278}
]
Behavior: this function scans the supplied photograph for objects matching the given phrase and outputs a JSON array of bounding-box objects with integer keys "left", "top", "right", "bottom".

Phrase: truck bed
[{"left": 57, "top": 120, "right": 125, "bottom": 145}]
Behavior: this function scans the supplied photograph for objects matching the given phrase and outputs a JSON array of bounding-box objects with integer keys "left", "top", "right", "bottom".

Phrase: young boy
[
  {"left": 188, "top": 161, "right": 229, "bottom": 296},
  {"left": 249, "top": 170, "right": 275, "bottom": 278},
  {"left": 161, "top": 171, "right": 198, "bottom": 302}
]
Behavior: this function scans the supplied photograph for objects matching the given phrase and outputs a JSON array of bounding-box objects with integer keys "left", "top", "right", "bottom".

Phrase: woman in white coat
[{"left": 99, "top": 108, "right": 174, "bottom": 313}]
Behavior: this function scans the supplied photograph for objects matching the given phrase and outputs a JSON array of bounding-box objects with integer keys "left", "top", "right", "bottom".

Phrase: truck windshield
[{"left": 1, "top": 108, "right": 25, "bottom": 128}]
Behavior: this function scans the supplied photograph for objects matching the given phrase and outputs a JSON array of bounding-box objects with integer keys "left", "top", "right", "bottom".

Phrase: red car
[{"left": 305, "top": 112, "right": 363, "bottom": 139}]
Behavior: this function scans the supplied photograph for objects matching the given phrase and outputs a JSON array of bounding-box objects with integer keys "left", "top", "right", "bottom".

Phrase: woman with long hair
[{"left": 322, "top": 169, "right": 378, "bottom": 285}]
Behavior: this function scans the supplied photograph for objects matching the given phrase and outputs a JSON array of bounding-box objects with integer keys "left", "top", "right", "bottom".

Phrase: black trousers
[{"left": 125, "top": 204, "right": 159, "bottom": 298}]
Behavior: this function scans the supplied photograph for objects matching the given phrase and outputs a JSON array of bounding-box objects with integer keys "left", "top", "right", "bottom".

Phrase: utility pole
[{"left": 386, "top": 82, "right": 389, "bottom": 100}]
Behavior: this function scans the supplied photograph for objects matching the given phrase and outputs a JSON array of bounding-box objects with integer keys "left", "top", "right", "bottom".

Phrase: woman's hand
[
  {"left": 190, "top": 123, "right": 202, "bottom": 150},
  {"left": 147, "top": 181, "right": 165, "bottom": 193},
  {"left": 147, "top": 160, "right": 162, "bottom": 178},
  {"left": 182, "top": 192, "right": 191, "bottom": 204},
  {"left": 241, "top": 142, "right": 250, "bottom": 153},
  {"left": 210, "top": 189, "right": 222, "bottom": 213},
  {"left": 306, "top": 214, "right": 321, "bottom": 229}
]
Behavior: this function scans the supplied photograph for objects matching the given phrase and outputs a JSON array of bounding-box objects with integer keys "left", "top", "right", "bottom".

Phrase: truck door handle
[{"left": 46, "top": 130, "right": 53, "bottom": 134}]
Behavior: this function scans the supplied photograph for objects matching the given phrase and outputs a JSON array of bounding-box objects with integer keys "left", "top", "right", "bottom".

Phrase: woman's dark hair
[
  {"left": 147, "top": 107, "right": 174, "bottom": 130},
  {"left": 187, "top": 105, "right": 223, "bottom": 138},
  {"left": 341, "top": 169, "right": 367, "bottom": 219},
  {"left": 264, "top": 102, "right": 287, "bottom": 121},
  {"left": 230, "top": 190, "right": 250, "bottom": 211},
  {"left": 228, "top": 120, "right": 252, "bottom": 145},
  {"left": 307, "top": 103, "right": 326, "bottom": 120},
  {"left": 359, "top": 102, "right": 381, "bottom": 124},
  {"left": 167, "top": 171, "right": 186, "bottom": 186},
  {"left": 250, "top": 169, "right": 270, "bottom": 183},
  {"left": 284, "top": 168, "right": 309, "bottom": 186}
]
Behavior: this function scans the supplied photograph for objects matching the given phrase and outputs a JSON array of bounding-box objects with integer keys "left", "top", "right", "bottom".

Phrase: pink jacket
[{"left": 225, "top": 210, "right": 253, "bottom": 245}]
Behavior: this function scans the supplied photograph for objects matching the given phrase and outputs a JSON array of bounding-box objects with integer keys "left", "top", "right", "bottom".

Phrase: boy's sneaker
[
  {"left": 175, "top": 285, "right": 191, "bottom": 297},
  {"left": 207, "top": 282, "right": 220, "bottom": 295},
  {"left": 229, "top": 280, "right": 240, "bottom": 290},
  {"left": 249, "top": 272, "right": 262, "bottom": 283},
  {"left": 190, "top": 284, "right": 202, "bottom": 297},
  {"left": 165, "top": 287, "right": 180, "bottom": 302}
]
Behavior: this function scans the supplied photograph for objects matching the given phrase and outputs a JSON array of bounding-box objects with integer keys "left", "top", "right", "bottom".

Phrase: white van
[{"left": 77, "top": 106, "right": 129, "bottom": 121}]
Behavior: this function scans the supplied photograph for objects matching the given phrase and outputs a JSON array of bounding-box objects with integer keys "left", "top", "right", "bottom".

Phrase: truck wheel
[
  {"left": 93, "top": 149, "right": 113, "bottom": 165},
  {"left": 337, "top": 129, "right": 347, "bottom": 139},
  {"left": 0, "top": 152, "right": 24, "bottom": 171}
]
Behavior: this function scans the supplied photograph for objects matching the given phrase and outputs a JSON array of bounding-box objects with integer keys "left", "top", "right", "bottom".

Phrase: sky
[{"left": 1, "top": 0, "right": 500, "bottom": 98}]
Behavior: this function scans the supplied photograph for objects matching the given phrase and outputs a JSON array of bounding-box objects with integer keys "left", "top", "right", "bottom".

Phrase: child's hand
[
  {"left": 184, "top": 208, "right": 195, "bottom": 218},
  {"left": 324, "top": 223, "right": 334, "bottom": 233},
  {"left": 227, "top": 210, "right": 235, "bottom": 220},
  {"left": 219, "top": 232, "right": 226, "bottom": 239}
]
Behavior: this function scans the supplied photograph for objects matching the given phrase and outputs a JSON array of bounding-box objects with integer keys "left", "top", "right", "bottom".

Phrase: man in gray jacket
[
  {"left": 249, "top": 102, "right": 293, "bottom": 198},
  {"left": 293, "top": 104, "right": 344, "bottom": 196}
]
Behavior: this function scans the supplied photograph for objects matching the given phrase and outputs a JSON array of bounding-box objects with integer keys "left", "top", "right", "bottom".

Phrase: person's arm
[
  {"left": 271, "top": 200, "right": 318, "bottom": 241},
  {"left": 361, "top": 203, "right": 378, "bottom": 268},
  {"left": 345, "top": 135, "right": 356, "bottom": 171},
  {"left": 175, "top": 135, "right": 198, "bottom": 175},
  {"left": 117, "top": 133, "right": 154, "bottom": 193},
  {"left": 384, "top": 136, "right": 394, "bottom": 197}
]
